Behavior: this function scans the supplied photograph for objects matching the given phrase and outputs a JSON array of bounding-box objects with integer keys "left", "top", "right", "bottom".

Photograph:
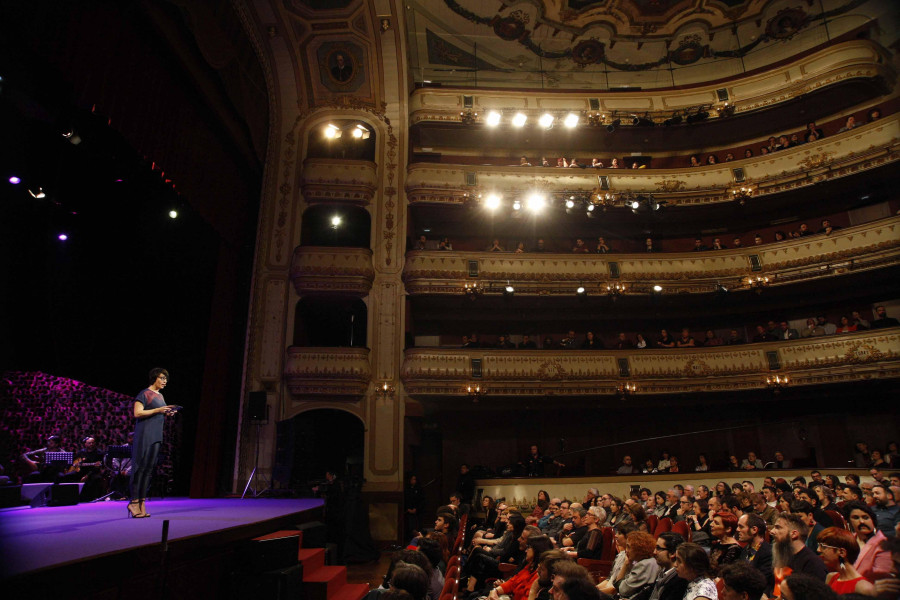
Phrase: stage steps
[{"left": 260, "top": 530, "right": 369, "bottom": 600}]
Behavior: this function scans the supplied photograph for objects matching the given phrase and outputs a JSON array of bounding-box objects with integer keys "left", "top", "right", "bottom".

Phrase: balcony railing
[
  {"left": 402, "top": 216, "right": 900, "bottom": 295},
  {"left": 284, "top": 347, "right": 372, "bottom": 397},
  {"left": 301, "top": 158, "right": 378, "bottom": 205},
  {"left": 401, "top": 329, "right": 900, "bottom": 396},
  {"left": 291, "top": 246, "right": 375, "bottom": 295}
]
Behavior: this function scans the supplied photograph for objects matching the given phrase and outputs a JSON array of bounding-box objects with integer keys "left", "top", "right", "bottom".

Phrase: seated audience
[
  {"left": 675, "top": 543, "right": 717, "bottom": 600},
  {"left": 816, "top": 526, "right": 876, "bottom": 596},
  {"left": 837, "top": 115, "right": 858, "bottom": 132},
  {"left": 656, "top": 329, "right": 675, "bottom": 348},
  {"left": 845, "top": 500, "right": 893, "bottom": 581},
  {"left": 871, "top": 305, "right": 900, "bottom": 329},
  {"left": 720, "top": 561, "right": 767, "bottom": 600}
]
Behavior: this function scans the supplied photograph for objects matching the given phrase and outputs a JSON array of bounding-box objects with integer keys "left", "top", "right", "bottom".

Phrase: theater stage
[{"left": 0, "top": 497, "right": 324, "bottom": 597}]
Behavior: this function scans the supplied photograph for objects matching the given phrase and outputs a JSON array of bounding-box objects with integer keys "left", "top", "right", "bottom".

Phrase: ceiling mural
[{"left": 406, "top": 0, "right": 883, "bottom": 87}]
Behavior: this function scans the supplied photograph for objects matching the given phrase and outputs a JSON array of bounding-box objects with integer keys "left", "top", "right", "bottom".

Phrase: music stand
[
  {"left": 45, "top": 451, "right": 74, "bottom": 467},
  {"left": 93, "top": 445, "right": 132, "bottom": 503}
]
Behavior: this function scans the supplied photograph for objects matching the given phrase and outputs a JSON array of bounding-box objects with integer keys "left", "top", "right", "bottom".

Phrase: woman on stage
[{"left": 128, "top": 368, "right": 175, "bottom": 518}]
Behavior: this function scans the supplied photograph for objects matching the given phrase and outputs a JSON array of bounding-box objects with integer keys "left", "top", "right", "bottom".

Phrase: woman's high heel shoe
[
  {"left": 127, "top": 500, "right": 146, "bottom": 518},
  {"left": 139, "top": 499, "right": 150, "bottom": 517}
]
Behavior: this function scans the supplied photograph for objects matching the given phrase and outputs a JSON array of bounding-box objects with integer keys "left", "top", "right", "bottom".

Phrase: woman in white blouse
[{"left": 674, "top": 542, "right": 717, "bottom": 600}]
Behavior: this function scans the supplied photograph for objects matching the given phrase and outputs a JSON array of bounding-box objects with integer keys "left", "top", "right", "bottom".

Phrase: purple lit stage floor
[{"left": 0, "top": 497, "right": 324, "bottom": 579}]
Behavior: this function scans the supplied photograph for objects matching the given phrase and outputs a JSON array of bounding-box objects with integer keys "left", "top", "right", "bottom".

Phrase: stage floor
[{"left": 0, "top": 497, "right": 323, "bottom": 579}]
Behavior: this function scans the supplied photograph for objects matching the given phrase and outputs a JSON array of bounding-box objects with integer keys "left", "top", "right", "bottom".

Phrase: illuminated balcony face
[
  {"left": 291, "top": 246, "right": 375, "bottom": 296},
  {"left": 284, "top": 347, "right": 372, "bottom": 398}
]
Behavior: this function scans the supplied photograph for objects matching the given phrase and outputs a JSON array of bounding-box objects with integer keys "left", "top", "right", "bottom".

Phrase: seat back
[
  {"left": 600, "top": 527, "right": 616, "bottom": 560},
  {"left": 825, "top": 510, "right": 847, "bottom": 530},
  {"left": 646, "top": 514, "right": 658, "bottom": 534},
  {"left": 670, "top": 520, "right": 690, "bottom": 541},
  {"left": 653, "top": 517, "right": 673, "bottom": 537},
  {"left": 577, "top": 558, "right": 614, "bottom": 583}
]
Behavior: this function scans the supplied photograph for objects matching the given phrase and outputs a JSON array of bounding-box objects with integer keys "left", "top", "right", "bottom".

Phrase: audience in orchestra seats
[
  {"left": 871, "top": 483, "right": 900, "bottom": 536},
  {"left": 771, "top": 513, "right": 829, "bottom": 583},
  {"left": 814, "top": 526, "right": 875, "bottom": 596},
  {"left": 675, "top": 543, "right": 718, "bottom": 599},
  {"left": 845, "top": 500, "right": 893, "bottom": 581}
]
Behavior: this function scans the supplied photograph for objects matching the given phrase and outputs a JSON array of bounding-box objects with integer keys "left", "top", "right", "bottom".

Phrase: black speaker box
[
  {"left": 0, "top": 485, "right": 22, "bottom": 508},
  {"left": 248, "top": 391, "right": 267, "bottom": 421},
  {"left": 30, "top": 483, "right": 80, "bottom": 508},
  {"left": 235, "top": 564, "right": 303, "bottom": 600}
]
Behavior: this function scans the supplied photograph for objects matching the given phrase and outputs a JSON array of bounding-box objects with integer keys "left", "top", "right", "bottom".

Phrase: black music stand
[
  {"left": 45, "top": 451, "right": 74, "bottom": 469},
  {"left": 92, "top": 445, "right": 132, "bottom": 502}
]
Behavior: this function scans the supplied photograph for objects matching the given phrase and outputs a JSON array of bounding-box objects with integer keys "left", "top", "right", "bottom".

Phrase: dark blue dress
[{"left": 130, "top": 388, "right": 166, "bottom": 500}]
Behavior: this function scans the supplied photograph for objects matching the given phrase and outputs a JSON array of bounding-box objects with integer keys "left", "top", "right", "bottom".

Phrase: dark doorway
[
  {"left": 286, "top": 409, "right": 365, "bottom": 494},
  {"left": 293, "top": 296, "right": 367, "bottom": 347}
]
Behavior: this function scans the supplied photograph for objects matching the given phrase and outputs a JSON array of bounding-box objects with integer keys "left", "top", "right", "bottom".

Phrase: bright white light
[
  {"left": 576, "top": 286, "right": 585, "bottom": 294},
  {"left": 28, "top": 187, "right": 46, "bottom": 199},
  {"left": 538, "top": 113, "right": 554, "bottom": 128},
  {"left": 486, "top": 111, "right": 502, "bottom": 127},
  {"left": 653, "top": 285, "right": 663, "bottom": 292},
  {"left": 352, "top": 127, "right": 363, "bottom": 138},
  {"left": 485, "top": 194, "right": 502, "bottom": 210},
  {"left": 9, "top": 176, "right": 21, "bottom": 184},
  {"left": 512, "top": 200, "right": 521, "bottom": 211},
  {"left": 331, "top": 215, "right": 343, "bottom": 227},
  {"left": 631, "top": 200, "right": 640, "bottom": 209},
  {"left": 511, "top": 113, "right": 527, "bottom": 127},
  {"left": 505, "top": 284, "right": 515, "bottom": 293},
  {"left": 526, "top": 194, "right": 546, "bottom": 213},
  {"left": 168, "top": 210, "right": 178, "bottom": 219},
  {"left": 563, "top": 113, "right": 580, "bottom": 128},
  {"left": 324, "top": 123, "right": 341, "bottom": 139},
  {"left": 587, "top": 204, "right": 595, "bottom": 212},
  {"left": 565, "top": 199, "right": 575, "bottom": 209},
  {"left": 58, "top": 233, "right": 68, "bottom": 241}
]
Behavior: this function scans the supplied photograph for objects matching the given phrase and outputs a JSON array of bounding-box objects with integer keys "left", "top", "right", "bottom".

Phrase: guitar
[{"left": 65, "top": 457, "right": 103, "bottom": 475}]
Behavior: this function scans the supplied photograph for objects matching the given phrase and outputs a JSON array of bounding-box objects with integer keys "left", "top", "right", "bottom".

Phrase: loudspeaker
[
  {"left": 30, "top": 483, "right": 80, "bottom": 508},
  {"left": 248, "top": 391, "right": 267, "bottom": 422}
]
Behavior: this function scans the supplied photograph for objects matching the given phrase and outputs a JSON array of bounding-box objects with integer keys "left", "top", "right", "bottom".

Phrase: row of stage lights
[
  {"left": 460, "top": 106, "right": 719, "bottom": 131},
  {"left": 324, "top": 123, "right": 370, "bottom": 139},
  {"left": 474, "top": 190, "right": 666, "bottom": 217}
]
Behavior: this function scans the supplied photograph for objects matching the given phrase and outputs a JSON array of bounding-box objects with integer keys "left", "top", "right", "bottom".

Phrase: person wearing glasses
[
  {"left": 649, "top": 532, "right": 688, "bottom": 600},
  {"left": 128, "top": 368, "right": 176, "bottom": 518},
  {"left": 816, "top": 527, "right": 875, "bottom": 595}
]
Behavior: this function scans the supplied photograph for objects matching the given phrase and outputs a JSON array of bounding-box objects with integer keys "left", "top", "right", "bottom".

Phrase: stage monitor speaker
[
  {"left": 295, "top": 521, "right": 328, "bottom": 548},
  {"left": 248, "top": 391, "right": 268, "bottom": 421},
  {"left": 30, "top": 483, "right": 80, "bottom": 508}
]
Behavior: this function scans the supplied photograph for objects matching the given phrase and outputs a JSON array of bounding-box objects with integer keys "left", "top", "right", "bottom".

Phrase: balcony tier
[
  {"left": 284, "top": 347, "right": 372, "bottom": 397},
  {"left": 407, "top": 113, "right": 900, "bottom": 209},
  {"left": 291, "top": 246, "right": 375, "bottom": 295},
  {"left": 402, "top": 216, "right": 900, "bottom": 295},
  {"left": 400, "top": 329, "right": 900, "bottom": 397},
  {"left": 301, "top": 159, "right": 378, "bottom": 205}
]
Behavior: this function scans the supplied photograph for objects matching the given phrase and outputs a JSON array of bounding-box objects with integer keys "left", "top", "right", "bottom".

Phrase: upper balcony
[
  {"left": 400, "top": 328, "right": 900, "bottom": 397},
  {"left": 291, "top": 246, "right": 375, "bottom": 296},
  {"left": 301, "top": 158, "right": 378, "bottom": 205},
  {"left": 402, "top": 216, "right": 900, "bottom": 296},
  {"left": 408, "top": 40, "right": 894, "bottom": 154},
  {"left": 284, "top": 347, "right": 372, "bottom": 398}
]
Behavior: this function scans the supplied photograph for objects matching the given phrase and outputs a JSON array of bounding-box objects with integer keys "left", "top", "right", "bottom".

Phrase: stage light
[
  {"left": 62, "top": 129, "right": 82, "bottom": 145},
  {"left": 565, "top": 199, "right": 575, "bottom": 209},
  {"left": 485, "top": 194, "right": 502, "bottom": 210},
  {"left": 504, "top": 283, "right": 515, "bottom": 294},
  {"left": 512, "top": 199, "right": 521, "bottom": 211},
  {"left": 576, "top": 286, "right": 586, "bottom": 295},
  {"left": 538, "top": 113, "right": 554, "bottom": 129},
  {"left": 606, "top": 118, "right": 620, "bottom": 133},
  {"left": 631, "top": 200, "right": 640, "bottom": 209},
  {"left": 168, "top": 210, "right": 178, "bottom": 219},
  {"left": 486, "top": 111, "right": 502, "bottom": 127},
  {"left": 324, "top": 123, "right": 342, "bottom": 139},
  {"left": 9, "top": 176, "right": 20, "bottom": 184},
  {"left": 511, "top": 113, "right": 527, "bottom": 127},
  {"left": 653, "top": 285, "right": 663, "bottom": 292},
  {"left": 331, "top": 215, "right": 343, "bottom": 228},
  {"left": 58, "top": 233, "right": 68, "bottom": 241},
  {"left": 28, "top": 187, "right": 45, "bottom": 199},
  {"left": 587, "top": 204, "right": 596, "bottom": 212},
  {"left": 563, "top": 113, "right": 579, "bottom": 128},
  {"left": 526, "top": 193, "right": 546, "bottom": 213},
  {"left": 352, "top": 124, "right": 370, "bottom": 139}
]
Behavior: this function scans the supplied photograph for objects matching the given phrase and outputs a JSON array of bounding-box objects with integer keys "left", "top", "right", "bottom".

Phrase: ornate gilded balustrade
[
  {"left": 301, "top": 158, "right": 378, "bottom": 205},
  {"left": 406, "top": 114, "right": 900, "bottom": 207},
  {"left": 401, "top": 329, "right": 900, "bottom": 396},
  {"left": 284, "top": 347, "right": 372, "bottom": 397},
  {"left": 409, "top": 40, "right": 892, "bottom": 124},
  {"left": 291, "top": 246, "right": 375, "bottom": 295},
  {"left": 402, "top": 217, "right": 900, "bottom": 295}
]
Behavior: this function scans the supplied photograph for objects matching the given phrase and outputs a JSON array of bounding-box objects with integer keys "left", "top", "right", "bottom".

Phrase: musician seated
[
  {"left": 67, "top": 436, "right": 107, "bottom": 501},
  {"left": 21, "top": 435, "right": 66, "bottom": 483},
  {"left": 109, "top": 432, "right": 134, "bottom": 500}
]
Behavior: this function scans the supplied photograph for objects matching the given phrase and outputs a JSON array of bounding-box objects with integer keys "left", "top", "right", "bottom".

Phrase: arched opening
[
  {"left": 294, "top": 296, "right": 367, "bottom": 347},
  {"left": 306, "top": 119, "right": 376, "bottom": 160},
  {"left": 301, "top": 204, "right": 371, "bottom": 247}
]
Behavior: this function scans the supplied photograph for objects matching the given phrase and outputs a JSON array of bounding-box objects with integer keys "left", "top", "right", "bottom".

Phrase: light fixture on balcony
[
  {"left": 731, "top": 186, "right": 754, "bottom": 205},
  {"left": 464, "top": 281, "right": 484, "bottom": 300},
  {"left": 606, "top": 282, "right": 626, "bottom": 298},
  {"left": 747, "top": 275, "right": 770, "bottom": 294},
  {"left": 466, "top": 383, "right": 487, "bottom": 402},
  {"left": 485, "top": 111, "right": 502, "bottom": 127},
  {"left": 503, "top": 282, "right": 515, "bottom": 298},
  {"left": 324, "top": 123, "right": 342, "bottom": 139},
  {"left": 576, "top": 284, "right": 586, "bottom": 297},
  {"left": 765, "top": 374, "right": 790, "bottom": 394},
  {"left": 459, "top": 110, "right": 478, "bottom": 125},
  {"left": 616, "top": 381, "right": 637, "bottom": 398},
  {"left": 538, "top": 113, "right": 555, "bottom": 129},
  {"left": 587, "top": 112, "right": 605, "bottom": 127},
  {"left": 352, "top": 124, "right": 371, "bottom": 139},
  {"left": 563, "top": 113, "right": 580, "bottom": 128},
  {"left": 376, "top": 381, "right": 395, "bottom": 398}
]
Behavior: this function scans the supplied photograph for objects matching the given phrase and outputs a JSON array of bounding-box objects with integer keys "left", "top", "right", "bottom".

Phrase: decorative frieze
[
  {"left": 291, "top": 246, "right": 375, "bottom": 295},
  {"left": 284, "top": 347, "right": 372, "bottom": 397},
  {"left": 301, "top": 158, "right": 377, "bottom": 205}
]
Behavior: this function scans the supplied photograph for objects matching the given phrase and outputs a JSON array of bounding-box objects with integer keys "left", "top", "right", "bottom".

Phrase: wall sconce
[
  {"left": 464, "top": 282, "right": 484, "bottom": 299},
  {"left": 730, "top": 186, "right": 754, "bottom": 205},
  {"left": 465, "top": 383, "right": 487, "bottom": 402},
  {"left": 747, "top": 275, "right": 770, "bottom": 294},
  {"left": 606, "top": 282, "right": 626, "bottom": 298},
  {"left": 616, "top": 382, "right": 637, "bottom": 398},
  {"left": 376, "top": 381, "right": 395, "bottom": 398},
  {"left": 459, "top": 110, "right": 478, "bottom": 125},
  {"left": 765, "top": 374, "right": 790, "bottom": 394}
]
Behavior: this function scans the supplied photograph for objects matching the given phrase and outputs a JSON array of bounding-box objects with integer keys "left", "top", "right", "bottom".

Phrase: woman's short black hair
[
  {"left": 783, "top": 573, "right": 837, "bottom": 600},
  {"left": 676, "top": 542, "right": 710, "bottom": 578},
  {"left": 390, "top": 564, "right": 429, "bottom": 600},
  {"left": 149, "top": 368, "right": 169, "bottom": 385}
]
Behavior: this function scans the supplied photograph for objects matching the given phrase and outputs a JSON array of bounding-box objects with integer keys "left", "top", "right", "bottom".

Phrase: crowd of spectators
[{"left": 455, "top": 307, "right": 899, "bottom": 351}]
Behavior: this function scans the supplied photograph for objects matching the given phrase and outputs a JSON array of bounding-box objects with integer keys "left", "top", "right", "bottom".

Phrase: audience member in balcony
[
  {"left": 558, "top": 331, "right": 579, "bottom": 349},
  {"left": 800, "top": 318, "right": 825, "bottom": 338},
  {"left": 723, "top": 329, "right": 743, "bottom": 345},
  {"left": 871, "top": 306, "right": 900, "bottom": 329},
  {"left": 656, "top": 451, "right": 672, "bottom": 472},
  {"left": 438, "top": 237, "right": 452, "bottom": 250},
  {"left": 835, "top": 316, "right": 857, "bottom": 334},
  {"left": 702, "top": 330, "right": 724, "bottom": 347},
  {"left": 463, "top": 334, "right": 479, "bottom": 348},
  {"left": 795, "top": 223, "right": 811, "bottom": 237},
  {"left": 591, "top": 158, "right": 604, "bottom": 168},
  {"left": 846, "top": 500, "right": 892, "bottom": 581},
  {"left": 595, "top": 237, "right": 611, "bottom": 253},
  {"left": 631, "top": 161, "right": 641, "bottom": 169},
  {"left": 850, "top": 310, "right": 870, "bottom": 330},
  {"left": 541, "top": 157, "right": 551, "bottom": 167},
  {"left": 572, "top": 239, "right": 590, "bottom": 253},
  {"left": 645, "top": 237, "right": 657, "bottom": 252},
  {"left": 518, "top": 335, "right": 537, "bottom": 350},
  {"left": 777, "top": 321, "right": 800, "bottom": 340},
  {"left": 616, "top": 456, "right": 637, "bottom": 475},
  {"left": 775, "top": 135, "right": 792, "bottom": 151},
  {"left": 415, "top": 235, "right": 428, "bottom": 250},
  {"left": 676, "top": 328, "right": 696, "bottom": 348},
  {"left": 774, "top": 230, "right": 787, "bottom": 242},
  {"left": 642, "top": 459, "right": 658, "bottom": 474},
  {"left": 706, "top": 154, "right": 718, "bottom": 165},
  {"left": 806, "top": 122, "right": 825, "bottom": 140},
  {"left": 693, "top": 454, "right": 710, "bottom": 472},
  {"left": 656, "top": 329, "right": 675, "bottom": 348},
  {"left": 613, "top": 333, "right": 633, "bottom": 349},
  {"left": 838, "top": 115, "right": 859, "bottom": 133},
  {"left": 542, "top": 336, "right": 554, "bottom": 349},
  {"left": 751, "top": 325, "right": 776, "bottom": 343},
  {"left": 692, "top": 238, "right": 708, "bottom": 252},
  {"left": 557, "top": 158, "right": 567, "bottom": 168},
  {"left": 519, "top": 156, "right": 533, "bottom": 167},
  {"left": 790, "top": 133, "right": 802, "bottom": 147},
  {"left": 610, "top": 158, "right": 620, "bottom": 169},
  {"left": 635, "top": 334, "right": 648, "bottom": 349},
  {"left": 816, "top": 315, "right": 837, "bottom": 335},
  {"left": 515, "top": 242, "right": 526, "bottom": 254},
  {"left": 488, "top": 238, "right": 505, "bottom": 252},
  {"left": 689, "top": 155, "right": 701, "bottom": 167},
  {"left": 868, "top": 107, "right": 881, "bottom": 123},
  {"left": 710, "top": 238, "right": 726, "bottom": 250},
  {"left": 760, "top": 146, "right": 769, "bottom": 155},
  {"left": 870, "top": 451, "right": 893, "bottom": 471},
  {"left": 497, "top": 335, "right": 515, "bottom": 349},
  {"left": 742, "top": 452, "right": 764, "bottom": 470},
  {"left": 731, "top": 237, "right": 743, "bottom": 248},
  {"left": 722, "top": 152, "right": 733, "bottom": 163},
  {"left": 743, "top": 148, "right": 754, "bottom": 159},
  {"left": 534, "top": 238, "right": 549, "bottom": 252},
  {"left": 754, "top": 234, "right": 764, "bottom": 245},
  {"left": 581, "top": 331, "right": 602, "bottom": 349},
  {"left": 805, "top": 130, "right": 820, "bottom": 144},
  {"left": 817, "top": 219, "right": 838, "bottom": 235},
  {"left": 568, "top": 158, "right": 584, "bottom": 169}
]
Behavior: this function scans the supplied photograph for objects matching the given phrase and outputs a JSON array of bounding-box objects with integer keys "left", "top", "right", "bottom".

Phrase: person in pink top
[{"left": 845, "top": 501, "right": 893, "bottom": 581}]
